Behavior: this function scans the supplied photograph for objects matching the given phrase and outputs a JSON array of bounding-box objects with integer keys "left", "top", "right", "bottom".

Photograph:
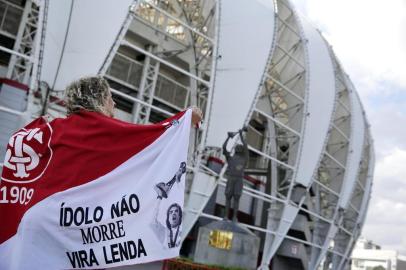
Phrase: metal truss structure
[
  {"left": 0, "top": 0, "right": 373, "bottom": 269},
  {"left": 6, "top": 0, "right": 41, "bottom": 85},
  {"left": 0, "top": 0, "right": 44, "bottom": 91},
  {"left": 0, "top": 0, "right": 44, "bottom": 169},
  {"left": 98, "top": 0, "right": 218, "bottom": 171}
]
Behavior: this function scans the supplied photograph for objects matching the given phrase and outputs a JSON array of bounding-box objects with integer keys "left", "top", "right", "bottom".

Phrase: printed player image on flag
[{"left": 0, "top": 109, "right": 192, "bottom": 269}]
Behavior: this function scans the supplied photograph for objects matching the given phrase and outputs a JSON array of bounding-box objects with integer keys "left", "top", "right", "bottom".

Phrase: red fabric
[{"left": 0, "top": 110, "right": 186, "bottom": 244}]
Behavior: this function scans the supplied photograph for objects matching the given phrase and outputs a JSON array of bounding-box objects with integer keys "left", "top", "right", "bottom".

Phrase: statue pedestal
[{"left": 193, "top": 220, "right": 260, "bottom": 270}]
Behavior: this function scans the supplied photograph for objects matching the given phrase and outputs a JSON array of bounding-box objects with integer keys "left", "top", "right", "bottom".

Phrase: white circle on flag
[{"left": 1, "top": 122, "right": 53, "bottom": 184}]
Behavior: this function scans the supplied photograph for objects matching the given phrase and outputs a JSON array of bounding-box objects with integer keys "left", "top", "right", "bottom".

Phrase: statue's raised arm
[
  {"left": 222, "top": 133, "right": 232, "bottom": 160},
  {"left": 239, "top": 127, "right": 249, "bottom": 163}
]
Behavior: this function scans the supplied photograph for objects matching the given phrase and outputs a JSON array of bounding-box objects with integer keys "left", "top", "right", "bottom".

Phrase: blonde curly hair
[{"left": 65, "top": 76, "right": 111, "bottom": 115}]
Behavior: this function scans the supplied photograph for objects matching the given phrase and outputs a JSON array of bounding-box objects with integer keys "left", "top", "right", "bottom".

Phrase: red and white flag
[{"left": 0, "top": 109, "right": 191, "bottom": 269}]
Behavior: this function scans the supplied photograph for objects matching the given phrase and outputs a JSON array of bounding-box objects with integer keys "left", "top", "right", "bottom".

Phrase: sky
[{"left": 290, "top": 0, "right": 406, "bottom": 254}]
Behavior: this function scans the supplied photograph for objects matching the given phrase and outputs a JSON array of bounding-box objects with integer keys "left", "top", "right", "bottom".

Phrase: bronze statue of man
[{"left": 222, "top": 128, "right": 248, "bottom": 222}]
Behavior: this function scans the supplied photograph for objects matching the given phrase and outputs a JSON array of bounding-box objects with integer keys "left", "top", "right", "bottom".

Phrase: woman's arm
[{"left": 190, "top": 106, "right": 203, "bottom": 127}]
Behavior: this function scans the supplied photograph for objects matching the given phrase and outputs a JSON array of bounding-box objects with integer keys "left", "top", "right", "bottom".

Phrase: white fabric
[{"left": 0, "top": 111, "right": 191, "bottom": 270}]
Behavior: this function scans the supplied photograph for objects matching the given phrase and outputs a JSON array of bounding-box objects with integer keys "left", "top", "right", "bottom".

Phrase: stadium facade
[{"left": 0, "top": 0, "right": 374, "bottom": 269}]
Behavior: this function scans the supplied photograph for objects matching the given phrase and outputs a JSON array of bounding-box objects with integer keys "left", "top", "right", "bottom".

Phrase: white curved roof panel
[
  {"left": 41, "top": 0, "right": 133, "bottom": 90},
  {"left": 293, "top": 15, "right": 336, "bottom": 187},
  {"left": 338, "top": 80, "right": 366, "bottom": 208},
  {"left": 205, "top": 0, "right": 276, "bottom": 147},
  {"left": 359, "top": 138, "right": 375, "bottom": 224}
]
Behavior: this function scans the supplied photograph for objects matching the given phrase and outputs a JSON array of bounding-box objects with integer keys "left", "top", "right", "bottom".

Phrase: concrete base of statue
[{"left": 193, "top": 220, "right": 260, "bottom": 270}]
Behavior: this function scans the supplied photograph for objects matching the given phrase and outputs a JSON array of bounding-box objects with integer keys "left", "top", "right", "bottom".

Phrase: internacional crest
[{"left": 1, "top": 121, "right": 53, "bottom": 184}]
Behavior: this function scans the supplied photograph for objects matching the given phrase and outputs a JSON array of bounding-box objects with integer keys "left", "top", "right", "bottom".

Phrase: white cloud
[
  {"left": 291, "top": 0, "right": 406, "bottom": 254},
  {"left": 292, "top": 0, "right": 406, "bottom": 94},
  {"left": 368, "top": 103, "right": 406, "bottom": 157},
  {"left": 363, "top": 196, "right": 406, "bottom": 254},
  {"left": 358, "top": 101, "right": 406, "bottom": 256},
  {"left": 369, "top": 148, "right": 406, "bottom": 209}
]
